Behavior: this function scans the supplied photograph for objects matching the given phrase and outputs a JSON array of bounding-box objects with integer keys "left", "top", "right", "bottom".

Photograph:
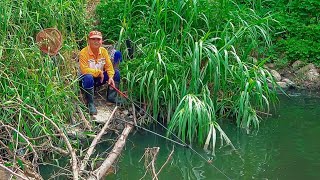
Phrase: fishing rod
[{"left": 109, "top": 84, "right": 232, "bottom": 180}]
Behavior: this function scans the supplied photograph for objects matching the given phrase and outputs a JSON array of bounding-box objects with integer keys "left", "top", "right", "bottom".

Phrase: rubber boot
[
  {"left": 84, "top": 88, "right": 97, "bottom": 115},
  {"left": 107, "top": 82, "right": 124, "bottom": 105}
]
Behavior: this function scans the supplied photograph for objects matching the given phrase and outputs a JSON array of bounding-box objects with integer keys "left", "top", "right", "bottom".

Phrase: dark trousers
[{"left": 80, "top": 69, "right": 120, "bottom": 89}]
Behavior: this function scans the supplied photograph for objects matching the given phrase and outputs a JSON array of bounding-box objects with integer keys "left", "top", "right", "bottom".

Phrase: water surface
[{"left": 108, "top": 92, "right": 320, "bottom": 180}]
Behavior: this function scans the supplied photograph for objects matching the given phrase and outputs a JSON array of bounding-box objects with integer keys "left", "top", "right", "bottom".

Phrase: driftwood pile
[
  {"left": 1, "top": 88, "right": 174, "bottom": 180},
  {"left": 0, "top": 99, "right": 135, "bottom": 180}
]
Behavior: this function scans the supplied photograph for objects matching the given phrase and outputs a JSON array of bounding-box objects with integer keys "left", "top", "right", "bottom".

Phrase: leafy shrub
[{"left": 267, "top": 0, "right": 320, "bottom": 64}]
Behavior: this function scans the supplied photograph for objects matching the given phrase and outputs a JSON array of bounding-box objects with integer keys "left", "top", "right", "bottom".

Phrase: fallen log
[
  {"left": 80, "top": 107, "right": 118, "bottom": 172},
  {"left": 87, "top": 123, "right": 133, "bottom": 180}
]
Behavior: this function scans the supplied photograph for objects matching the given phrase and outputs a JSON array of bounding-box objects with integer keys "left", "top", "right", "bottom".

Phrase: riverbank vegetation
[
  {"left": 0, "top": 0, "right": 90, "bottom": 178},
  {"left": 96, "top": 0, "right": 278, "bottom": 144},
  {"left": 1, "top": 0, "right": 317, "bottom": 179},
  {"left": 266, "top": 0, "right": 320, "bottom": 67}
]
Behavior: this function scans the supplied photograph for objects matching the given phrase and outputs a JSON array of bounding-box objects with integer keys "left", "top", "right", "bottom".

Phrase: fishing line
[
  {"left": 110, "top": 84, "right": 232, "bottom": 179},
  {"left": 116, "top": 118, "right": 186, "bottom": 147},
  {"left": 117, "top": 118, "right": 231, "bottom": 179}
]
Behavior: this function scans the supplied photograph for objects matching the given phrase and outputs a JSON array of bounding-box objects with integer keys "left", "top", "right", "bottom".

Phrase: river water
[
  {"left": 107, "top": 92, "right": 320, "bottom": 180},
  {"left": 39, "top": 92, "right": 320, "bottom": 179}
]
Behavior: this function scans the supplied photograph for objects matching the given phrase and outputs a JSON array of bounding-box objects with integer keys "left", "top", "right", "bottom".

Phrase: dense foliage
[
  {"left": 96, "top": 0, "right": 279, "bottom": 145},
  {"left": 0, "top": 0, "right": 90, "bottom": 165},
  {"left": 2, "top": 0, "right": 315, "bottom": 177},
  {"left": 265, "top": 0, "right": 320, "bottom": 65}
]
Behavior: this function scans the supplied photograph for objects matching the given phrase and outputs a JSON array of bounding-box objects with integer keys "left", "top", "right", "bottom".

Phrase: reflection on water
[{"left": 108, "top": 92, "right": 320, "bottom": 180}]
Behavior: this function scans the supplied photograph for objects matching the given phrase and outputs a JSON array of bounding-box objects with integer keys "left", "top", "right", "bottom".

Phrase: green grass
[
  {"left": 97, "top": 0, "right": 279, "bottom": 147},
  {"left": 0, "top": 0, "right": 91, "bottom": 166},
  {"left": 0, "top": 0, "right": 281, "bottom": 171}
]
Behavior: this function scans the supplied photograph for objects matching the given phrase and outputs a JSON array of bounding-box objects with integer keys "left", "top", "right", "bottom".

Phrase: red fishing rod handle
[{"left": 109, "top": 84, "right": 128, "bottom": 99}]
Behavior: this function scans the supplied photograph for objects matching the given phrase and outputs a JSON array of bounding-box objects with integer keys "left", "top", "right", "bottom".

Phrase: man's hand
[
  {"left": 108, "top": 78, "right": 115, "bottom": 88},
  {"left": 100, "top": 71, "right": 104, "bottom": 83}
]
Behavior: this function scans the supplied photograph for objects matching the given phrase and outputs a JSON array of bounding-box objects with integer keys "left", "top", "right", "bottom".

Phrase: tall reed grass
[
  {"left": 97, "top": 0, "right": 278, "bottom": 146},
  {"left": 0, "top": 0, "right": 90, "bottom": 161}
]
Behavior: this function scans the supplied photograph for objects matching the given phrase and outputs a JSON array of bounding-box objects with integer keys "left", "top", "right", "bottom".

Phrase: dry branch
[
  {"left": 77, "top": 105, "right": 92, "bottom": 130},
  {"left": 80, "top": 106, "right": 118, "bottom": 172},
  {"left": 139, "top": 147, "right": 160, "bottom": 180},
  {"left": 0, "top": 163, "right": 28, "bottom": 180},
  {"left": 153, "top": 147, "right": 174, "bottom": 180},
  {"left": 50, "top": 143, "right": 69, "bottom": 156},
  {"left": 87, "top": 123, "right": 133, "bottom": 180},
  {"left": 139, "top": 146, "right": 175, "bottom": 180},
  {"left": 132, "top": 103, "right": 137, "bottom": 126},
  {"left": 19, "top": 99, "right": 79, "bottom": 180},
  {"left": 0, "top": 124, "right": 39, "bottom": 167}
]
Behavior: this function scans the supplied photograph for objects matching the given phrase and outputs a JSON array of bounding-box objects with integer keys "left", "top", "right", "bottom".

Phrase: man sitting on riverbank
[{"left": 79, "top": 30, "right": 122, "bottom": 115}]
